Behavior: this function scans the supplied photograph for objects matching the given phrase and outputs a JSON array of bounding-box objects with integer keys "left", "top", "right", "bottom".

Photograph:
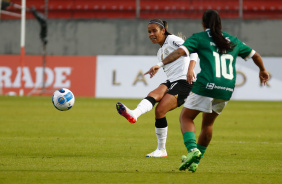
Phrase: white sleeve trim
[
  {"left": 190, "top": 53, "right": 198, "bottom": 62},
  {"left": 244, "top": 50, "right": 256, "bottom": 61},
  {"left": 179, "top": 45, "right": 189, "bottom": 56},
  {"left": 157, "top": 62, "right": 164, "bottom": 67}
]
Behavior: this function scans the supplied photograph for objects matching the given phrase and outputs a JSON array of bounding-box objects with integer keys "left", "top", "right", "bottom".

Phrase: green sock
[
  {"left": 183, "top": 131, "right": 197, "bottom": 152},
  {"left": 195, "top": 144, "right": 207, "bottom": 164}
]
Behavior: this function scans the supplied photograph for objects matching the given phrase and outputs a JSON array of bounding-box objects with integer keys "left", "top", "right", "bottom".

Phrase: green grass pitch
[{"left": 0, "top": 96, "right": 281, "bottom": 184}]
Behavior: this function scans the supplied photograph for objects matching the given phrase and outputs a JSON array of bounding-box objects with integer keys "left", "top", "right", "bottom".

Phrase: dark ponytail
[
  {"left": 148, "top": 19, "right": 172, "bottom": 36},
  {"left": 202, "top": 10, "right": 234, "bottom": 53}
]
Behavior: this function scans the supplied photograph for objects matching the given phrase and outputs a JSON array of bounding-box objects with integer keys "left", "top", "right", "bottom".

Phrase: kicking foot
[{"left": 116, "top": 102, "right": 137, "bottom": 123}]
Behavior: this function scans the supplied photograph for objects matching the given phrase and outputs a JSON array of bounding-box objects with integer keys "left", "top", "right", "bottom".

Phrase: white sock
[
  {"left": 155, "top": 127, "right": 168, "bottom": 150},
  {"left": 132, "top": 99, "right": 153, "bottom": 118}
]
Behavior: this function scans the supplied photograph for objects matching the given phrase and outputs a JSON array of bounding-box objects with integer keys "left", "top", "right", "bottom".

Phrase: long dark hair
[
  {"left": 148, "top": 19, "right": 172, "bottom": 36},
  {"left": 202, "top": 10, "right": 234, "bottom": 53}
]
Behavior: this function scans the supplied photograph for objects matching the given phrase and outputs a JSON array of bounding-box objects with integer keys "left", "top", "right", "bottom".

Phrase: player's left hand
[
  {"left": 187, "top": 71, "right": 196, "bottom": 84},
  {"left": 144, "top": 65, "right": 160, "bottom": 78},
  {"left": 259, "top": 70, "right": 270, "bottom": 85}
]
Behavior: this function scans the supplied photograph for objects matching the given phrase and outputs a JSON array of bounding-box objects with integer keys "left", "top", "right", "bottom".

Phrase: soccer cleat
[
  {"left": 179, "top": 148, "right": 201, "bottom": 171},
  {"left": 181, "top": 155, "right": 187, "bottom": 162},
  {"left": 181, "top": 155, "right": 199, "bottom": 173},
  {"left": 188, "top": 162, "right": 198, "bottom": 173},
  {"left": 146, "top": 149, "right": 167, "bottom": 157},
  {"left": 116, "top": 102, "right": 137, "bottom": 123}
]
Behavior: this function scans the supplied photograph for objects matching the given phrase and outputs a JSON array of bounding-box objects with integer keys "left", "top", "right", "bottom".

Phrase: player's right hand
[
  {"left": 259, "top": 70, "right": 270, "bottom": 85},
  {"left": 144, "top": 65, "right": 160, "bottom": 78}
]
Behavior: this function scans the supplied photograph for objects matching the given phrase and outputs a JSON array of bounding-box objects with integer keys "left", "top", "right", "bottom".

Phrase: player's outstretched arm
[
  {"left": 144, "top": 48, "right": 186, "bottom": 78},
  {"left": 162, "top": 47, "right": 186, "bottom": 65},
  {"left": 251, "top": 52, "right": 269, "bottom": 85}
]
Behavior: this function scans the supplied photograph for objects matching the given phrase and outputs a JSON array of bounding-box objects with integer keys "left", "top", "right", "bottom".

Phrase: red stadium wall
[
  {"left": 2, "top": 0, "right": 282, "bottom": 19},
  {"left": 0, "top": 55, "right": 96, "bottom": 97}
]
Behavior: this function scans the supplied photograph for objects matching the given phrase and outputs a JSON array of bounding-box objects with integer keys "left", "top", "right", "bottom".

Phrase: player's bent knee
[{"left": 155, "top": 106, "right": 167, "bottom": 118}]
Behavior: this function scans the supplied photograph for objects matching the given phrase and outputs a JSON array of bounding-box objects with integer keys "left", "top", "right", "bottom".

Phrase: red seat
[
  {"left": 243, "top": 0, "right": 282, "bottom": 19},
  {"left": 73, "top": 0, "right": 135, "bottom": 10},
  {"left": 140, "top": 0, "right": 240, "bottom": 19},
  {"left": 72, "top": 10, "right": 136, "bottom": 19},
  {"left": 72, "top": 0, "right": 135, "bottom": 18},
  {"left": 48, "top": 0, "right": 75, "bottom": 10},
  {"left": 140, "top": 0, "right": 239, "bottom": 11},
  {"left": 243, "top": 0, "right": 282, "bottom": 10},
  {"left": 5, "top": 0, "right": 47, "bottom": 10}
]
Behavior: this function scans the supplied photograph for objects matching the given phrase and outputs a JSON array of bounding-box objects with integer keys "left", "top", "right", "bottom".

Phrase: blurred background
[{"left": 0, "top": 0, "right": 281, "bottom": 99}]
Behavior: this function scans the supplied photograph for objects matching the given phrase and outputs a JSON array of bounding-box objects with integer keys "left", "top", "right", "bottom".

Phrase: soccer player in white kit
[{"left": 116, "top": 19, "right": 198, "bottom": 157}]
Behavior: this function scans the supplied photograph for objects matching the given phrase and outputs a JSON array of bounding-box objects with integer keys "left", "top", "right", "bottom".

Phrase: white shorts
[{"left": 184, "top": 92, "right": 228, "bottom": 114}]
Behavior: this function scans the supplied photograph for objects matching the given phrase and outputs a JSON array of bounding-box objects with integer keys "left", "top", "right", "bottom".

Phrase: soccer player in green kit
[{"left": 145, "top": 9, "right": 270, "bottom": 172}]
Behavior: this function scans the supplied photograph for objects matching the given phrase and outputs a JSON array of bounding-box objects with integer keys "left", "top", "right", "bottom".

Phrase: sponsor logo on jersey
[
  {"left": 164, "top": 48, "right": 169, "bottom": 56},
  {"left": 206, "top": 83, "right": 215, "bottom": 90},
  {"left": 173, "top": 41, "right": 180, "bottom": 47},
  {"left": 206, "top": 83, "right": 234, "bottom": 92}
]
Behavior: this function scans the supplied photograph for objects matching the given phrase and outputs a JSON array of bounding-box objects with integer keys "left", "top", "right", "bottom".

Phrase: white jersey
[{"left": 157, "top": 35, "right": 198, "bottom": 82}]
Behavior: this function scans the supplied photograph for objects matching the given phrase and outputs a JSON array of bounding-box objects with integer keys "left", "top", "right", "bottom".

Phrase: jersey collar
[{"left": 161, "top": 35, "right": 169, "bottom": 47}]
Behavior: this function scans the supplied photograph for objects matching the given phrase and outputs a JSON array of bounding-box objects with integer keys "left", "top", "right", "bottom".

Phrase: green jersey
[{"left": 182, "top": 29, "right": 253, "bottom": 100}]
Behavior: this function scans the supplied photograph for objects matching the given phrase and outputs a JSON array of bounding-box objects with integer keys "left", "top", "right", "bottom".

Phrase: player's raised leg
[
  {"left": 116, "top": 97, "right": 156, "bottom": 124},
  {"left": 116, "top": 85, "right": 166, "bottom": 124}
]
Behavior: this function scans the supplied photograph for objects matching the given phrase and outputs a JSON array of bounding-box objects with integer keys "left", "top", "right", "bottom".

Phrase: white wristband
[{"left": 157, "top": 62, "right": 164, "bottom": 67}]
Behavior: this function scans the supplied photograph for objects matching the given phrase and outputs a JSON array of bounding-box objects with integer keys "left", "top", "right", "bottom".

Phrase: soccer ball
[{"left": 52, "top": 88, "right": 75, "bottom": 111}]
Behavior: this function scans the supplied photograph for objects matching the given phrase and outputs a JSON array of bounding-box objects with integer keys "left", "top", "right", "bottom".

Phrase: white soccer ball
[{"left": 52, "top": 88, "right": 75, "bottom": 111}]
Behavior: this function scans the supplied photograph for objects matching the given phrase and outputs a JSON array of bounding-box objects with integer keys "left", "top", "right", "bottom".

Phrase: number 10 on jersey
[{"left": 213, "top": 52, "right": 234, "bottom": 80}]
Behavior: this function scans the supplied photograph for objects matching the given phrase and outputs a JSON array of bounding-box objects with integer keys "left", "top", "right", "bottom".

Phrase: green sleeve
[
  {"left": 237, "top": 39, "right": 253, "bottom": 59},
  {"left": 182, "top": 33, "right": 199, "bottom": 53}
]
